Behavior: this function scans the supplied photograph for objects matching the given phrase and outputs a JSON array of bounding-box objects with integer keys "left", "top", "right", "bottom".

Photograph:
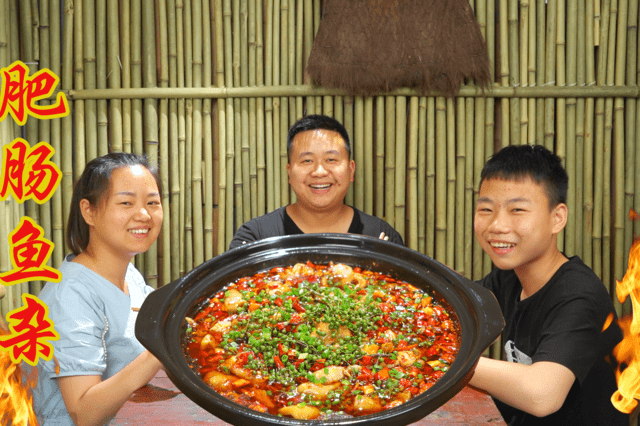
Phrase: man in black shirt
[
  {"left": 469, "top": 145, "right": 627, "bottom": 425},
  {"left": 229, "top": 115, "right": 402, "bottom": 249}
]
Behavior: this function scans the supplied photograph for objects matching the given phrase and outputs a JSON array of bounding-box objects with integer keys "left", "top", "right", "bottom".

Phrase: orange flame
[
  {"left": 611, "top": 212, "right": 640, "bottom": 414},
  {"left": 0, "top": 318, "right": 39, "bottom": 426}
]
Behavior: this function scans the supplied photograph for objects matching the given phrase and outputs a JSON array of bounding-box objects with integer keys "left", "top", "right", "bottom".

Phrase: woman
[{"left": 34, "top": 153, "right": 164, "bottom": 426}]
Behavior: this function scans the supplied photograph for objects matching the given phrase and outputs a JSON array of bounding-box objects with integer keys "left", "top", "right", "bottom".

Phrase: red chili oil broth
[{"left": 182, "top": 261, "right": 460, "bottom": 420}]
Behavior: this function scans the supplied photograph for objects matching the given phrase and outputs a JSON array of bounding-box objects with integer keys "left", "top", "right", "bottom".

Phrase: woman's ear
[
  {"left": 79, "top": 199, "right": 95, "bottom": 227},
  {"left": 551, "top": 203, "right": 568, "bottom": 234}
]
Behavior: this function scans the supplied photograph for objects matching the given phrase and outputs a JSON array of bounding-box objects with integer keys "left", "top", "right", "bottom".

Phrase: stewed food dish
[{"left": 184, "top": 261, "right": 460, "bottom": 420}]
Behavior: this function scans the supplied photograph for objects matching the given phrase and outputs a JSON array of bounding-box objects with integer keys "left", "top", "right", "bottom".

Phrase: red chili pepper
[
  {"left": 354, "top": 267, "right": 362, "bottom": 273},
  {"left": 361, "top": 355, "right": 374, "bottom": 366},
  {"left": 274, "top": 297, "right": 284, "bottom": 307},
  {"left": 307, "top": 274, "right": 318, "bottom": 283},
  {"left": 379, "top": 303, "right": 393, "bottom": 313},
  {"left": 194, "top": 305, "right": 213, "bottom": 321},
  {"left": 399, "top": 378, "right": 413, "bottom": 389},
  {"left": 292, "top": 301, "right": 306, "bottom": 313},
  {"left": 278, "top": 343, "right": 285, "bottom": 356},
  {"left": 306, "top": 260, "right": 316, "bottom": 268},
  {"left": 289, "top": 313, "right": 304, "bottom": 324},
  {"left": 274, "top": 356, "right": 285, "bottom": 369},
  {"left": 426, "top": 346, "right": 439, "bottom": 357},
  {"left": 237, "top": 352, "right": 251, "bottom": 366}
]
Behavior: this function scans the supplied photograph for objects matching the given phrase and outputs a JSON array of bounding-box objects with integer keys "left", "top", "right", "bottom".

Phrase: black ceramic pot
[{"left": 136, "top": 234, "right": 504, "bottom": 426}]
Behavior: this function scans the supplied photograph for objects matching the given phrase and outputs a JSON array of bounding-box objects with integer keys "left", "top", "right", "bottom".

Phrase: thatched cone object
[{"left": 306, "top": 0, "right": 491, "bottom": 97}]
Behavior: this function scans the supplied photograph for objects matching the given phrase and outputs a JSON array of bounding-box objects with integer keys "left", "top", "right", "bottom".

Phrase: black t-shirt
[
  {"left": 478, "top": 256, "right": 627, "bottom": 426},
  {"left": 229, "top": 206, "right": 404, "bottom": 249}
]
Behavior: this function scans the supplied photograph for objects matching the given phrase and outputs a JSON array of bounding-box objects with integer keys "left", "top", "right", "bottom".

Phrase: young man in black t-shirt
[{"left": 469, "top": 145, "right": 627, "bottom": 426}]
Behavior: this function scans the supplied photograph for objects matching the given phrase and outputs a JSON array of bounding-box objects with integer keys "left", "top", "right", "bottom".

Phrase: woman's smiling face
[
  {"left": 286, "top": 129, "right": 355, "bottom": 213},
  {"left": 83, "top": 165, "right": 163, "bottom": 260}
]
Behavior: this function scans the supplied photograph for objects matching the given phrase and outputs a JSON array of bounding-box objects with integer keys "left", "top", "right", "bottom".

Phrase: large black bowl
[{"left": 136, "top": 234, "right": 504, "bottom": 426}]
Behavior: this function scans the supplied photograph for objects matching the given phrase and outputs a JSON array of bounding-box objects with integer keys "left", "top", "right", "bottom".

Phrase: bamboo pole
[
  {"left": 176, "top": 0, "right": 187, "bottom": 273},
  {"left": 184, "top": 0, "right": 194, "bottom": 271},
  {"left": 224, "top": 0, "right": 235, "bottom": 249},
  {"left": 107, "top": 0, "right": 123, "bottom": 154},
  {"left": 256, "top": 0, "right": 266, "bottom": 218},
  {"left": 508, "top": 0, "right": 520, "bottom": 145},
  {"left": 344, "top": 96, "right": 353, "bottom": 206},
  {"left": 130, "top": 0, "right": 143, "bottom": 156},
  {"left": 240, "top": 0, "right": 251, "bottom": 222},
  {"left": 426, "top": 97, "right": 435, "bottom": 259},
  {"left": 557, "top": 0, "right": 571, "bottom": 255},
  {"left": 60, "top": 0, "right": 73, "bottom": 248},
  {"left": 499, "top": 0, "right": 509, "bottom": 145},
  {"left": 191, "top": 0, "right": 204, "bottom": 269},
  {"left": 215, "top": 0, "right": 227, "bottom": 254},
  {"left": 536, "top": 0, "right": 546, "bottom": 145},
  {"left": 519, "top": 0, "right": 529, "bottom": 145},
  {"left": 364, "top": 97, "right": 374, "bottom": 215},
  {"left": 567, "top": 0, "right": 584, "bottom": 259},
  {"left": 417, "top": 97, "right": 427, "bottom": 254},
  {"left": 527, "top": 0, "right": 536, "bottom": 144},
  {"left": 462, "top": 93, "right": 473, "bottom": 279},
  {"left": 623, "top": 0, "right": 638, "bottom": 316},
  {"left": 82, "top": 0, "right": 98, "bottom": 162},
  {"left": 73, "top": 0, "right": 86, "bottom": 179},
  {"left": 168, "top": 0, "right": 181, "bottom": 278},
  {"left": 121, "top": 0, "right": 132, "bottom": 153},
  {"left": 248, "top": 0, "right": 258, "bottom": 220},
  {"left": 385, "top": 97, "right": 396, "bottom": 228},
  {"left": 203, "top": 0, "right": 214, "bottom": 260},
  {"left": 62, "top": 84, "right": 640, "bottom": 99},
  {"left": 407, "top": 97, "right": 419, "bottom": 251},
  {"left": 96, "top": 0, "right": 108, "bottom": 157},
  {"left": 583, "top": 0, "right": 596, "bottom": 269},
  {"left": 265, "top": 0, "right": 275, "bottom": 214},
  {"left": 157, "top": 0, "right": 170, "bottom": 283},
  {"left": 0, "top": 0, "right": 10, "bottom": 316},
  {"left": 593, "top": 0, "right": 612, "bottom": 281},
  {"left": 375, "top": 97, "right": 385, "bottom": 219},
  {"left": 271, "top": 0, "right": 282, "bottom": 210},
  {"left": 613, "top": 0, "right": 629, "bottom": 315},
  {"left": 446, "top": 98, "right": 455, "bottom": 268},
  {"left": 573, "top": 0, "right": 585, "bottom": 260},
  {"left": 455, "top": 97, "right": 465, "bottom": 275},
  {"left": 354, "top": 97, "right": 364, "bottom": 212},
  {"left": 394, "top": 97, "right": 406, "bottom": 242},
  {"left": 603, "top": 0, "right": 619, "bottom": 295},
  {"left": 473, "top": 96, "right": 486, "bottom": 280},
  {"left": 47, "top": 0, "right": 63, "bottom": 269},
  {"left": 544, "top": 0, "right": 557, "bottom": 151},
  {"left": 142, "top": 0, "right": 159, "bottom": 288}
]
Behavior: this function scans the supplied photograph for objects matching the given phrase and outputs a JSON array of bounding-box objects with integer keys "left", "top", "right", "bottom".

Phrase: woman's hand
[{"left": 58, "top": 350, "right": 162, "bottom": 426}]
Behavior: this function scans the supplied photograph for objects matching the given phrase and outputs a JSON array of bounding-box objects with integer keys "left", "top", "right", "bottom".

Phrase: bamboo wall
[{"left": 1, "top": 0, "right": 639, "bottom": 343}]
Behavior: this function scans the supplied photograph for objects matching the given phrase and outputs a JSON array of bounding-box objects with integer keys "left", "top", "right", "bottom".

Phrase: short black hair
[
  {"left": 287, "top": 115, "right": 351, "bottom": 162},
  {"left": 66, "top": 152, "right": 162, "bottom": 255},
  {"left": 479, "top": 144, "right": 568, "bottom": 208}
]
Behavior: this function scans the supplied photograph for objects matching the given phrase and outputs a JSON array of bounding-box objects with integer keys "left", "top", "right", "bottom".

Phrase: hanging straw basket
[{"left": 306, "top": 0, "right": 492, "bottom": 97}]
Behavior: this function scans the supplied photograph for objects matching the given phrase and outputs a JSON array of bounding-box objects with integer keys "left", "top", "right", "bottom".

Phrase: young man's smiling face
[
  {"left": 286, "top": 129, "right": 355, "bottom": 213},
  {"left": 474, "top": 177, "right": 567, "bottom": 274}
]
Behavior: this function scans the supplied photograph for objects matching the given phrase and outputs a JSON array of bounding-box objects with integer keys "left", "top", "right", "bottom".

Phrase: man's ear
[
  {"left": 349, "top": 160, "right": 355, "bottom": 182},
  {"left": 551, "top": 203, "right": 568, "bottom": 234},
  {"left": 79, "top": 199, "right": 95, "bottom": 227}
]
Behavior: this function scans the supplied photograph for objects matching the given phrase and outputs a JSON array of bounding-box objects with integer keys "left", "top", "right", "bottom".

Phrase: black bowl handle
[
  {"left": 465, "top": 280, "right": 505, "bottom": 357},
  {"left": 135, "top": 283, "right": 175, "bottom": 365}
]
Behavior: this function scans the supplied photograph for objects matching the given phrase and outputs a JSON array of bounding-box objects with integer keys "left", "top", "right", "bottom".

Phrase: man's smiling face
[
  {"left": 474, "top": 177, "right": 565, "bottom": 273},
  {"left": 286, "top": 129, "right": 355, "bottom": 214}
]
